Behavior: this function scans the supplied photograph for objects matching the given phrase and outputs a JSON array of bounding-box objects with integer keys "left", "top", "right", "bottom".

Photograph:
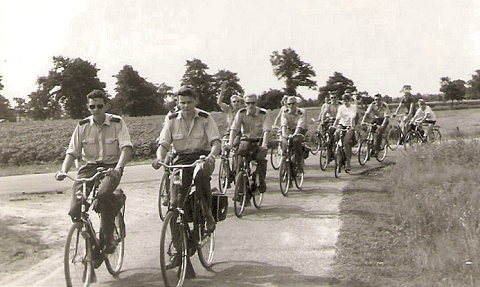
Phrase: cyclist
[
  {"left": 55, "top": 89, "right": 133, "bottom": 254},
  {"left": 332, "top": 93, "right": 357, "bottom": 172},
  {"left": 153, "top": 86, "right": 221, "bottom": 233},
  {"left": 281, "top": 96, "right": 307, "bottom": 173},
  {"left": 394, "top": 87, "right": 417, "bottom": 135},
  {"left": 217, "top": 81, "right": 244, "bottom": 129},
  {"left": 225, "top": 93, "right": 271, "bottom": 198},
  {"left": 273, "top": 95, "right": 289, "bottom": 128},
  {"left": 409, "top": 99, "right": 437, "bottom": 141},
  {"left": 319, "top": 92, "right": 341, "bottom": 161},
  {"left": 360, "top": 93, "right": 390, "bottom": 157}
]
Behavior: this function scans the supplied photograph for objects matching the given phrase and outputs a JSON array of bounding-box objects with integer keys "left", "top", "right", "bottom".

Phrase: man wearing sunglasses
[
  {"left": 225, "top": 94, "right": 271, "bottom": 196},
  {"left": 55, "top": 89, "right": 133, "bottom": 254},
  {"left": 281, "top": 96, "right": 307, "bottom": 174},
  {"left": 360, "top": 93, "right": 390, "bottom": 156}
]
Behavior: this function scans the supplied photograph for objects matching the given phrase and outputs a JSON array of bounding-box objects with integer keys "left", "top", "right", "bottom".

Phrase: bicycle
[
  {"left": 158, "top": 156, "right": 226, "bottom": 287},
  {"left": 279, "top": 135, "right": 304, "bottom": 196},
  {"left": 404, "top": 122, "right": 442, "bottom": 149},
  {"left": 386, "top": 114, "right": 407, "bottom": 150},
  {"left": 269, "top": 129, "right": 283, "bottom": 170},
  {"left": 358, "top": 123, "right": 388, "bottom": 166},
  {"left": 333, "top": 126, "right": 352, "bottom": 178},
  {"left": 234, "top": 139, "right": 265, "bottom": 217},
  {"left": 62, "top": 168, "right": 126, "bottom": 287},
  {"left": 218, "top": 135, "right": 236, "bottom": 194}
]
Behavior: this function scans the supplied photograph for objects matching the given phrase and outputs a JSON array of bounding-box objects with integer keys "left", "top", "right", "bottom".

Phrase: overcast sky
[{"left": 1, "top": 0, "right": 479, "bottom": 104}]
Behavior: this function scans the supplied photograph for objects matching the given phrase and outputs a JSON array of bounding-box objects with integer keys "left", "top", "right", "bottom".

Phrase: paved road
[{"left": 0, "top": 152, "right": 394, "bottom": 287}]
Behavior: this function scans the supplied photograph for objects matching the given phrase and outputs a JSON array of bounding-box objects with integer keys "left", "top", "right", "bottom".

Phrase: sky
[{"left": 1, "top": 0, "right": 480, "bottom": 105}]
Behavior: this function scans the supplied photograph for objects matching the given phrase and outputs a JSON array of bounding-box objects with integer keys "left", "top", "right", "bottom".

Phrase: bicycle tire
[
  {"left": 351, "top": 130, "right": 361, "bottom": 155},
  {"left": 160, "top": 211, "right": 187, "bottom": 287},
  {"left": 234, "top": 171, "right": 247, "bottom": 217},
  {"left": 65, "top": 222, "right": 92, "bottom": 287},
  {"left": 218, "top": 158, "right": 229, "bottom": 194},
  {"left": 270, "top": 143, "right": 282, "bottom": 170},
  {"left": 308, "top": 133, "right": 321, "bottom": 155},
  {"left": 358, "top": 139, "right": 369, "bottom": 166},
  {"left": 279, "top": 158, "right": 291, "bottom": 196},
  {"left": 158, "top": 173, "right": 170, "bottom": 221},
  {"left": 404, "top": 131, "right": 421, "bottom": 150},
  {"left": 105, "top": 205, "right": 125, "bottom": 275},
  {"left": 197, "top": 225, "right": 215, "bottom": 268},
  {"left": 319, "top": 145, "right": 329, "bottom": 171},
  {"left": 294, "top": 169, "right": 304, "bottom": 189},
  {"left": 334, "top": 147, "right": 342, "bottom": 178},
  {"left": 386, "top": 126, "right": 402, "bottom": 150},
  {"left": 376, "top": 137, "right": 388, "bottom": 162},
  {"left": 252, "top": 172, "right": 263, "bottom": 208}
]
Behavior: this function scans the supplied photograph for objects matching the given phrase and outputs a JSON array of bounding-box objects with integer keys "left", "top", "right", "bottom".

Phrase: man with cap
[
  {"left": 225, "top": 93, "right": 271, "bottom": 196},
  {"left": 280, "top": 96, "right": 307, "bottom": 173}
]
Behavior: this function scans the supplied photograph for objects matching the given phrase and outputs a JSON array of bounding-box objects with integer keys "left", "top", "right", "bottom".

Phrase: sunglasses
[
  {"left": 232, "top": 101, "right": 239, "bottom": 103},
  {"left": 245, "top": 102, "right": 256, "bottom": 105},
  {"left": 88, "top": 104, "right": 104, "bottom": 110},
  {"left": 287, "top": 103, "right": 295, "bottom": 105}
]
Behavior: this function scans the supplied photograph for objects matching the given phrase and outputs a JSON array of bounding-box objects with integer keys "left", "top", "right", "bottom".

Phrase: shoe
[
  {"left": 345, "top": 161, "right": 351, "bottom": 173},
  {"left": 205, "top": 216, "right": 216, "bottom": 233},
  {"left": 244, "top": 200, "right": 251, "bottom": 207},
  {"left": 103, "top": 237, "right": 117, "bottom": 254},
  {"left": 166, "top": 254, "right": 181, "bottom": 269}
]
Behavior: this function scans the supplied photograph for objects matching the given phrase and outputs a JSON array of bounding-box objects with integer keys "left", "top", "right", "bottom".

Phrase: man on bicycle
[
  {"left": 394, "top": 86, "right": 417, "bottom": 136},
  {"left": 281, "top": 96, "right": 307, "bottom": 173},
  {"left": 332, "top": 93, "right": 357, "bottom": 172},
  {"left": 225, "top": 93, "right": 271, "bottom": 196},
  {"left": 55, "top": 89, "right": 133, "bottom": 254},
  {"left": 409, "top": 99, "right": 437, "bottom": 141},
  {"left": 153, "top": 86, "right": 221, "bottom": 234},
  {"left": 360, "top": 93, "right": 390, "bottom": 157},
  {"left": 319, "top": 92, "right": 341, "bottom": 161}
]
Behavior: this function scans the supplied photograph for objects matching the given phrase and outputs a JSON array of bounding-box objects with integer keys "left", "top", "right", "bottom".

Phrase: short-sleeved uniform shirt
[
  {"left": 230, "top": 107, "right": 271, "bottom": 139},
  {"left": 281, "top": 107, "right": 306, "bottom": 133},
  {"left": 365, "top": 101, "right": 390, "bottom": 120},
  {"left": 336, "top": 104, "right": 357, "bottom": 127},
  {"left": 66, "top": 113, "right": 133, "bottom": 165},
  {"left": 413, "top": 106, "right": 436, "bottom": 121},
  {"left": 158, "top": 108, "right": 220, "bottom": 153}
]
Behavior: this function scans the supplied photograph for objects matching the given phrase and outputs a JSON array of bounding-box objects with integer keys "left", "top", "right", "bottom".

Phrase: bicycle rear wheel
[
  {"left": 218, "top": 158, "right": 230, "bottom": 194},
  {"left": 270, "top": 143, "right": 282, "bottom": 170},
  {"left": 386, "top": 126, "right": 402, "bottom": 150},
  {"left": 279, "top": 158, "right": 291, "bottom": 196},
  {"left": 197, "top": 226, "right": 215, "bottom": 268},
  {"left": 65, "top": 222, "right": 92, "bottom": 287},
  {"left": 234, "top": 171, "right": 247, "bottom": 217},
  {"left": 105, "top": 205, "right": 126, "bottom": 275},
  {"left": 376, "top": 137, "right": 388, "bottom": 162},
  {"left": 158, "top": 173, "right": 170, "bottom": 221},
  {"left": 160, "top": 211, "right": 187, "bottom": 287},
  {"left": 358, "top": 139, "right": 369, "bottom": 166},
  {"left": 252, "top": 172, "right": 263, "bottom": 208}
]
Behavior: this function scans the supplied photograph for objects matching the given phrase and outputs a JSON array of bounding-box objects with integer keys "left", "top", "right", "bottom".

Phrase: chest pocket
[
  {"left": 193, "top": 133, "right": 204, "bottom": 139},
  {"left": 172, "top": 134, "right": 184, "bottom": 141},
  {"left": 82, "top": 138, "right": 97, "bottom": 157},
  {"left": 105, "top": 138, "right": 120, "bottom": 156}
]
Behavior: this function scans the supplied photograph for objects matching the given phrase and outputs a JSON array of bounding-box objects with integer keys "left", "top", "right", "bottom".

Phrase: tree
[
  {"left": 318, "top": 72, "right": 357, "bottom": 103},
  {"left": 181, "top": 59, "right": 216, "bottom": 111},
  {"left": 440, "top": 77, "right": 466, "bottom": 105},
  {"left": 257, "top": 89, "right": 285, "bottom": 110},
  {"left": 112, "top": 65, "right": 164, "bottom": 117},
  {"left": 213, "top": 69, "right": 244, "bottom": 107},
  {"left": 270, "top": 48, "right": 317, "bottom": 96},
  {"left": 157, "top": 83, "right": 175, "bottom": 114},
  {"left": 28, "top": 56, "right": 106, "bottom": 119},
  {"left": 13, "top": 98, "right": 27, "bottom": 121},
  {"left": 0, "top": 76, "right": 15, "bottom": 122},
  {"left": 466, "top": 70, "right": 480, "bottom": 99}
]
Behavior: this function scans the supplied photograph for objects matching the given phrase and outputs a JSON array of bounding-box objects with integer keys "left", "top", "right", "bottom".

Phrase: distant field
[{"left": 0, "top": 106, "right": 479, "bottom": 167}]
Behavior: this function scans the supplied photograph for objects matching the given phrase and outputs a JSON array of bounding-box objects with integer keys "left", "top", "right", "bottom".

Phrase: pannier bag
[{"left": 211, "top": 189, "right": 228, "bottom": 222}]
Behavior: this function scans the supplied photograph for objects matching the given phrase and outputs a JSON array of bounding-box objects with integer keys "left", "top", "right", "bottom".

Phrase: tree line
[{"left": 1, "top": 47, "right": 480, "bottom": 121}]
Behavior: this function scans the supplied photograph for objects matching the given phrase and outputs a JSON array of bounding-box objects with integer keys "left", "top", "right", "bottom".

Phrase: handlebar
[
  {"left": 156, "top": 155, "right": 206, "bottom": 170},
  {"left": 62, "top": 167, "right": 111, "bottom": 183}
]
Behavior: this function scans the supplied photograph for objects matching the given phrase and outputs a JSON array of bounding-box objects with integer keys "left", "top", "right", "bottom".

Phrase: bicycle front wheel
[
  {"left": 308, "top": 133, "right": 321, "bottom": 155},
  {"left": 218, "top": 158, "right": 230, "bottom": 194},
  {"left": 252, "top": 172, "right": 263, "bottom": 208},
  {"left": 197, "top": 226, "right": 215, "bottom": 268},
  {"left": 65, "top": 222, "right": 92, "bottom": 287},
  {"left": 358, "top": 139, "right": 369, "bottom": 166},
  {"left": 279, "top": 158, "right": 291, "bottom": 196},
  {"left": 234, "top": 171, "right": 247, "bottom": 217},
  {"left": 105, "top": 205, "right": 126, "bottom": 275},
  {"left": 270, "top": 143, "right": 282, "bottom": 170},
  {"left": 376, "top": 137, "right": 388, "bottom": 162},
  {"left": 158, "top": 173, "right": 170, "bottom": 221},
  {"left": 334, "top": 148, "right": 342, "bottom": 178},
  {"left": 404, "top": 131, "right": 421, "bottom": 150},
  {"left": 160, "top": 211, "right": 187, "bottom": 287},
  {"left": 386, "top": 126, "right": 402, "bottom": 150},
  {"left": 294, "top": 169, "right": 304, "bottom": 189},
  {"left": 351, "top": 130, "right": 361, "bottom": 155}
]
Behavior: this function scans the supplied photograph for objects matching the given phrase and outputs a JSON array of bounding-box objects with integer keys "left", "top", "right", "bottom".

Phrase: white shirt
[{"left": 336, "top": 104, "right": 357, "bottom": 127}]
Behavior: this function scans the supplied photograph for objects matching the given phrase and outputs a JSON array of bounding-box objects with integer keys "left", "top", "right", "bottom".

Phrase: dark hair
[
  {"left": 374, "top": 93, "right": 382, "bottom": 98},
  {"left": 175, "top": 86, "right": 197, "bottom": 99},
  {"left": 87, "top": 90, "right": 109, "bottom": 103},
  {"left": 342, "top": 93, "right": 351, "bottom": 101}
]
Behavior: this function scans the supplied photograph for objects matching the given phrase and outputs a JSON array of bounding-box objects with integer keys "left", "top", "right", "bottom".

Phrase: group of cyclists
[{"left": 54, "top": 84, "right": 438, "bottom": 282}]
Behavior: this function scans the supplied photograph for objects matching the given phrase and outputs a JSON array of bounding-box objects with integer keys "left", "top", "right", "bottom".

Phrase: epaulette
[
  {"left": 259, "top": 108, "right": 267, "bottom": 114},
  {"left": 168, "top": 112, "right": 179, "bottom": 120},
  {"left": 239, "top": 108, "right": 247, "bottom": 113},
  {"left": 297, "top": 109, "right": 303, "bottom": 115},
  {"left": 111, "top": 115, "right": 121, "bottom": 123},
  {"left": 198, "top": 111, "right": 209, "bottom": 118},
  {"left": 79, "top": 118, "right": 89, "bottom": 125}
]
